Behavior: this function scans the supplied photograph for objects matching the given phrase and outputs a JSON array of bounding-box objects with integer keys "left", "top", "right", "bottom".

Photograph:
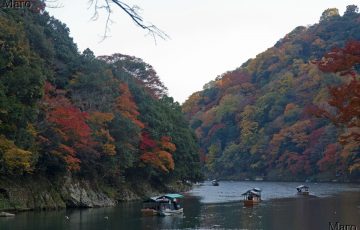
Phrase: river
[{"left": 0, "top": 181, "right": 359, "bottom": 230}]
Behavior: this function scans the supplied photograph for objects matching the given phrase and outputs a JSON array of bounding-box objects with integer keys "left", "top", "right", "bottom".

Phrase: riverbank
[{"left": 0, "top": 176, "right": 191, "bottom": 212}]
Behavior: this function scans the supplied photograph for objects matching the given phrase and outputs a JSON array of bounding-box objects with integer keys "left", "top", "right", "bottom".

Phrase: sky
[{"left": 47, "top": 0, "right": 357, "bottom": 103}]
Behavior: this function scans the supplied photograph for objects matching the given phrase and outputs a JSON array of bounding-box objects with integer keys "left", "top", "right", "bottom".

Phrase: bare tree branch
[
  {"left": 44, "top": 0, "right": 63, "bottom": 9},
  {"left": 88, "top": 0, "right": 169, "bottom": 42}
]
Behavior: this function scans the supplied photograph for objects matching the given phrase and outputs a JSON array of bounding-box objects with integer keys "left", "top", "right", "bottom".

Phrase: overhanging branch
[{"left": 89, "top": 0, "right": 169, "bottom": 42}]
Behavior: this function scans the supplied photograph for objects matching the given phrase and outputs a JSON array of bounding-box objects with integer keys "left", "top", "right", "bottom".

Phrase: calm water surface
[{"left": 1, "top": 181, "right": 359, "bottom": 230}]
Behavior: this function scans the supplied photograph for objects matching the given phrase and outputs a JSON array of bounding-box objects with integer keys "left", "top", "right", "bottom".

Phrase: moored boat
[
  {"left": 141, "top": 193, "right": 184, "bottom": 216},
  {"left": 296, "top": 185, "right": 310, "bottom": 195},
  {"left": 242, "top": 188, "right": 261, "bottom": 206},
  {"left": 211, "top": 179, "right": 219, "bottom": 186}
]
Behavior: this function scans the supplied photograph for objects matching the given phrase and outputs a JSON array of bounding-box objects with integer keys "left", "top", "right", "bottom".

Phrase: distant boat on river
[
  {"left": 296, "top": 185, "right": 310, "bottom": 195},
  {"left": 141, "top": 194, "right": 184, "bottom": 216},
  {"left": 242, "top": 188, "right": 261, "bottom": 206},
  {"left": 211, "top": 180, "right": 219, "bottom": 186}
]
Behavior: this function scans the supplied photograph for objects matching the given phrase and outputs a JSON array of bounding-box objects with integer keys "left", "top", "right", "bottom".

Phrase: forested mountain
[
  {"left": 183, "top": 6, "right": 360, "bottom": 181},
  {"left": 0, "top": 0, "right": 202, "bottom": 194}
]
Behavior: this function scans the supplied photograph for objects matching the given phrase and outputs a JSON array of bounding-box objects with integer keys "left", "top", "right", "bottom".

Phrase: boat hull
[
  {"left": 142, "top": 208, "right": 184, "bottom": 216},
  {"left": 297, "top": 191, "right": 309, "bottom": 195},
  {"left": 159, "top": 208, "right": 183, "bottom": 216},
  {"left": 243, "top": 200, "right": 261, "bottom": 206}
]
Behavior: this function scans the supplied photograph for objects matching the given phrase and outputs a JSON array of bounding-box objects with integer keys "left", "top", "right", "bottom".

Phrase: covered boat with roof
[
  {"left": 296, "top": 185, "right": 310, "bottom": 195},
  {"left": 141, "top": 193, "right": 184, "bottom": 216},
  {"left": 242, "top": 188, "right": 261, "bottom": 206}
]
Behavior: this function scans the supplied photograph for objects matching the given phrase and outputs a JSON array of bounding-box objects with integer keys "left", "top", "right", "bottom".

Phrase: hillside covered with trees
[
  {"left": 183, "top": 6, "right": 360, "bottom": 181},
  {"left": 0, "top": 0, "right": 202, "bottom": 209}
]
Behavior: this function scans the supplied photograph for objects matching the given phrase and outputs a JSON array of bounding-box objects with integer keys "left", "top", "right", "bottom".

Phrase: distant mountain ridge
[{"left": 182, "top": 6, "right": 360, "bottom": 181}]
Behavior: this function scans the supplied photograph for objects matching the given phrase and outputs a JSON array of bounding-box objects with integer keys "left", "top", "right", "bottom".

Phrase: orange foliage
[
  {"left": 139, "top": 133, "right": 176, "bottom": 173},
  {"left": 270, "top": 120, "right": 311, "bottom": 152},
  {"left": 284, "top": 103, "right": 297, "bottom": 114},
  {"left": 42, "top": 82, "right": 96, "bottom": 171},
  {"left": 59, "top": 144, "right": 80, "bottom": 171},
  {"left": 160, "top": 136, "right": 176, "bottom": 152},
  {"left": 116, "top": 83, "right": 145, "bottom": 129},
  {"left": 88, "top": 112, "right": 114, "bottom": 125},
  {"left": 157, "top": 150, "right": 175, "bottom": 171},
  {"left": 140, "top": 150, "right": 175, "bottom": 173},
  {"left": 48, "top": 107, "right": 91, "bottom": 142},
  {"left": 216, "top": 71, "right": 251, "bottom": 89}
]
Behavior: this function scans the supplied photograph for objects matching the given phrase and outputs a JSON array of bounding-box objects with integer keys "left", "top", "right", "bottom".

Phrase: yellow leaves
[
  {"left": 89, "top": 112, "right": 114, "bottom": 125},
  {"left": 88, "top": 112, "right": 117, "bottom": 156},
  {"left": 3, "top": 148, "right": 33, "bottom": 174},
  {"left": 349, "top": 161, "right": 360, "bottom": 174},
  {"left": 0, "top": 135, "right": 33, "bottom": 175},
  {"left": 0, "top": 135, "right": 13, "bottom": 150},
  {"left": 102, "top": 143, "right": 116, "bottom": 156},
  {"left": 240, "top": 105, "right": 256, "bottom": 120}
]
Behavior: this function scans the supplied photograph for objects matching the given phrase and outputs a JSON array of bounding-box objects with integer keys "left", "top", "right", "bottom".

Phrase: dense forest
[
  {"left": 183, "top": 6, "right": 360, "bottom": 181},
  {"left": 0, "top": 0, "right": 202, "bottom": 198}
]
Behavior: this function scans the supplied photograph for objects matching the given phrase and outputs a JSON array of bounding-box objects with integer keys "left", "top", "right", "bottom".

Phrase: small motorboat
[
  {"left": 296, "top": 185, "right": 310, "bottom": 195},
  {"left": 211, "top": 179, "right": 219, "bottom": 186},
  {"left": 141, "top": 193, "right": 184, "bottom": 216},
  {"left": 242, "top": 188, "right": 261, "bottom": 206}
]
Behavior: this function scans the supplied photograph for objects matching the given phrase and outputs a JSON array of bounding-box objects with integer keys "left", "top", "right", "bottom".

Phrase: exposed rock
[
  {"left": 62, "top": 180, "right": 116, "bottom": 208},
  {"left": 0, "top": 211, "right": 15, "bottom": 217},
  {"left": 0, "top": 176, "right": 116, "bottom": 211},
  {"left": 0, "top": 176, "right": 191, "bottom": 211}
]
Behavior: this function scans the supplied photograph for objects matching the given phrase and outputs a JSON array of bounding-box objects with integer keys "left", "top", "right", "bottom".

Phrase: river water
[{"left": 0, "top": 181, "right": 359, "bottom": 230}]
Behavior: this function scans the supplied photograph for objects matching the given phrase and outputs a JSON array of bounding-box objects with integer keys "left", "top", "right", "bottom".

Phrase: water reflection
[{"left": 0, "top": 182, "right": 359, "bottom": 230}]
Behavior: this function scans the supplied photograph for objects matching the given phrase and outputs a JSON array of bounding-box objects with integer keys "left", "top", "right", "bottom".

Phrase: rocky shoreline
[{"left": 0, "top": 176, "right": 191, "bottom": 212}]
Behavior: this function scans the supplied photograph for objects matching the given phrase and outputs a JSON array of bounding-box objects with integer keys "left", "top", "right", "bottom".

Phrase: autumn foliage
[
  {"left": 183, "top": 7, "right": 360, "bottom": 180},
  {"left": 40, "top": 82, "right": 95, "bottom": 171},
  {"left": 140, "top": 132, "right": 176, "bottom": 173},
  {"left": 116, "top": 83, "right": 145, "bottom": 129},
  {"left": 0, "top": 8, "right": 203, "bottom": 186},
  {"left": 314, "top": 40, "right": 360, "bottom": 174}
]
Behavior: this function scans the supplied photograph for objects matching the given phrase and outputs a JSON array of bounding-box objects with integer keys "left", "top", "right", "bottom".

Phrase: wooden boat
[
  {"left": 211, "top": 179, "right": 219, "bottom": 186},
  {"left": 296, "top": 185, "right": 310, "bottom": 195},
  {"left": 242, "top": 188, "right": 261, "bottom": 206},
  {"left": 141, "top": 193, "right": 184, "bottom": 216}
]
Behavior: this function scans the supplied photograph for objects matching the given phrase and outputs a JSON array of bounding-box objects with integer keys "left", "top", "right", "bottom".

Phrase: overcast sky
[{"left": 47, "top": 0, "right": 357, "bottom": 103}]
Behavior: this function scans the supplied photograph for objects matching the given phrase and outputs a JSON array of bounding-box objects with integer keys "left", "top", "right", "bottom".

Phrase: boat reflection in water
[{"left": 141, "top": 193, "right": 184, "bottom": 216}]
